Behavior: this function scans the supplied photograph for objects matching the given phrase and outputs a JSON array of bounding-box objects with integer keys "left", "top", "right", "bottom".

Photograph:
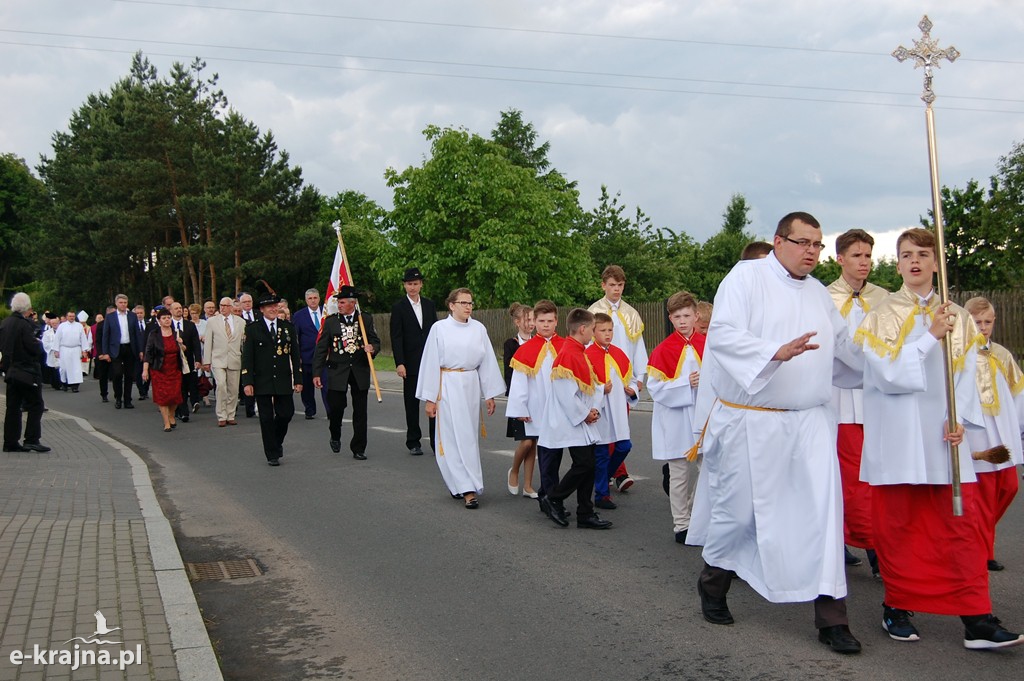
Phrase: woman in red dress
[{"left": 142, "top": 308, "right": 184, "bottom": 431}]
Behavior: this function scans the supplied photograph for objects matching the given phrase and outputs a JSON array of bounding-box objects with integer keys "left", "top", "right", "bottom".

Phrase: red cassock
[
  {"left": 974, "top": 468, "right": 1019, "bottom": 561},
  {"left": 836, "top": 423, "right": 874, "bottom": 548},
  {"left": 873, "top": 483, "right": 990, "bottom": 615}
]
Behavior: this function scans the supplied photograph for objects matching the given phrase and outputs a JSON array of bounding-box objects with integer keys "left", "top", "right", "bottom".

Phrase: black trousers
[
  {"left": 300, "top": 363, "right": 331, "bottom": 418},
  {"left": 536, "top": 445, "right": 564, "bottom": 498},
  {"left": 699, "top": 563, "right": 849, "bottom": 628},
  {"left": 402, "top": 371, "right": 435, "bottom": 451},
  {"left": 255, "top": 393, "right": 294, "bottom": 460},
  {"left": 4, "top": 379, "right": 44, "bottom": 447},
  {"left": 109, "top": 349, "right": 136, "bottom": 402},
  {"left": 176, "top": 371, "right": 200, "bottom": 418},
  {"left": 326, "top": 374, "right": 368, "bottom": 454},
  {"left": 94, "top": 358, "right": 110, "bottom": 398},
  {"left": 549, "top": 445, "right": 596, "bottom": 518},
  {"left": 240, "top": 380, "right": 256, "bottom": 417},
  {"left": 135, "top": 356, "right": 149, "bottom": 396}
]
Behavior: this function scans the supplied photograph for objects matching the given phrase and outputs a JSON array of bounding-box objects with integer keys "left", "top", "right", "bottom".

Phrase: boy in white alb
[
  {"left": 589, "top": 265, "right": 647, "bottom": 492},
  {"left": 647, "top": 292, "right": 705, "bottom": 544},
  {"left": 506, "top": 300, "right": 564, "bottom": 504},
  {"left": 857, "top": 228, "right": 1023, "bottom": 649},
  {"left": 964, "top": 297, "right": 1022, "bottom": 573},
  {"left": 585, "top": 313, "right": 638, "bottom": 510}
]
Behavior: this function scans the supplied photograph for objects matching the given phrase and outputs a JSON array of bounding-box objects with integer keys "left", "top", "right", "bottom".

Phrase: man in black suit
[
  {"left": 313, "top": 286, "right": 381, "bottom": 460},
  {"left": 132, "top": 304, "right": 151, "bottom": 399},
  {"left": 293, "top": 287, "right": 325, "bottom": 420},
  {"left": 100, "top": 293, "right": 143, "bottom": 409},
  {"left": 93, "top": 305, "right": 115, "bottom": 403},
  {"left": 169, "top": 302, "right": 202, "bottom": 422},
  {"left": 241, "top": 293, "right": 303, "bottom": 466},
  {"left": 389, "top": 267, "right": 437, "bottom": 455},
  {"left": 237, "top": 291, "right": 259, "bottom": 417}
]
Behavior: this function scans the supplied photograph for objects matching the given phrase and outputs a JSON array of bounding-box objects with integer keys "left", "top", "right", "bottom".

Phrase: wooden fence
[{"left": 370, "top": 290, "right": 1024, "bottom": 360}]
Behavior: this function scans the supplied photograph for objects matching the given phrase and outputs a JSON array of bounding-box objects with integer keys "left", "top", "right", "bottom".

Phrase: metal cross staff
[{"left": 893, "top": 16, "right": 964, "bottom": 515}]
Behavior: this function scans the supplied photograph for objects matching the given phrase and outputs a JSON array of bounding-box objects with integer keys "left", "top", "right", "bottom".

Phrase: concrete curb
[{"left": 56, "top": 410, "right": 224, "bottom": 681}]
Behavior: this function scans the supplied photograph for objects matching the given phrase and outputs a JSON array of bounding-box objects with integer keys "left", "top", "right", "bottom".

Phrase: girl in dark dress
[
  {"left": 503, "top": 303, "right": 538, "bottom": 498},
  {"left": 142, "top": 308, "right": 184, "bottom": 431}
]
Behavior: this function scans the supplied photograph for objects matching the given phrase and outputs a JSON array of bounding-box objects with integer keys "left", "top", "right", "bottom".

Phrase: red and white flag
[{"left": 324, "top": 243, "right": 350, "bottom": 301}]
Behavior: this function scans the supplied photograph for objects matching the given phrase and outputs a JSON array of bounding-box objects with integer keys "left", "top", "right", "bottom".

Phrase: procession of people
[{"left": 4, "top": 213, "right": 1024, "bottom": 655}]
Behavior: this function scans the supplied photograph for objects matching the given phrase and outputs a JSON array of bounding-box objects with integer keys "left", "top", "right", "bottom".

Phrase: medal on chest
[{"left": 333, "top": 321, "right": 361, "bottom": 354}]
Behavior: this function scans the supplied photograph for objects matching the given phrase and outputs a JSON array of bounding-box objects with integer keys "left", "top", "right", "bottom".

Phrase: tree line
[{"left": 1, "top": 53, "right": 1018, "bottom": 317}]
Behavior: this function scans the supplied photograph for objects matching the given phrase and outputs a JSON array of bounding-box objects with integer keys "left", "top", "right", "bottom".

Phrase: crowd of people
[{"left": 3, "top": 211, "right": 1023, "bottom": 655}]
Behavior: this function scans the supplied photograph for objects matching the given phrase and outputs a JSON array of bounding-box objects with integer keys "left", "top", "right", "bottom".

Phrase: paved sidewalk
[{"left": 0, "top": 397, "right": 222, "bottom": 681}]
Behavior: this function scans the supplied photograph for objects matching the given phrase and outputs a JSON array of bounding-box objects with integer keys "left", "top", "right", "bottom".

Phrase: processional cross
[{"left": 893, "top": 16, "right": 969, "bottom": 515}]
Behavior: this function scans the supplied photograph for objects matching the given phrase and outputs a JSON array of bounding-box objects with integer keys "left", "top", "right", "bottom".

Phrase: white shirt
[
  {"left": 117, "top": 310, "right": 130, "bottom": 344},
  {"left": 408, "top": 295, "right": 423, "bottom": 328}
]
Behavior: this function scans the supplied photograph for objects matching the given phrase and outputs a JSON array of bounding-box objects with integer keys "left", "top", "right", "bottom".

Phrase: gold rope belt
[
  {"left": 719, "top": 399, "right": 790, "bottom": 413},
  {"left": 435, "top": 368, "right": 485, "bottom": 456}
]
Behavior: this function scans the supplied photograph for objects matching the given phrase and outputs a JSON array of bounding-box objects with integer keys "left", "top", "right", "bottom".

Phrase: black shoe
[
  {"left": 675, "top": 530, "right": 688, "bottom": 544},
  {"left": 818, "top": 625, "right": 862, "bottom": 654},
  {"left": 594, "top": 496, "right": 617, "bottom": 510},
  {"left": 101, "top": 396, "right": 109, "bottom": 403},
  {"left": 138, "top": 394, "right": 147, "bottom": 401},
  {"left": 409, "top": 446, "right": 424, "bottom": 456},
  {"left": 71, "top": 386, "right": 79, "bottom": 393},
  {"left": 541, "top": 496, "right": 569, "bottom": 527},
  {"left": 844, "top": 547, "right": 862, "bottom": 566},
  {"left": 22, "top": 442, "right": 51, "bottom": 453},
  {"left": 246, "top": 410, "right": 255, "bottom": 418},
  {"left": 192, "top": 402, "right": 201, "bottom": 413},
  {"left": 305, "top": 414, "right": 315, "bottom": 420},
  {"left": 882, "top": 603, "right": 920, "bottom": 641},
  {"left": 697, "top": 577, "right": 734, "bottom": 625},
  {"left": 123, "top": 401, "right": 134, "bottom": 409},
  {"left": 329, "top": 440, "right": 341, "bottom": 453},
  {"left": 115, "top": 400, "right": 122, "bottom": 409},
  {"left": 988, "top": 559, "right": 1005, "bottom": 571},
  {"left": 3, "top": 445, "right": 30, "bottom": 452},
  {"left": 353, "top": 452, "right": 367, "bottom": 460},
  {"left": 577, "top": 514, "right": 613, "bottom": 529},
  {"left": 179, "top": 415, "right": 188, "bottom": 422},
  {"left": 268, "top": 458, "right": 280, "bottom": 466},
  {"left": 963, "top": 614, "right": 1024, "bottom": 649}
]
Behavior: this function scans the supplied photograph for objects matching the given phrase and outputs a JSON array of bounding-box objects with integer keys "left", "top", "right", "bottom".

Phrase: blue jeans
[{"left": 594, "top": 439, "right": 632, "bottom": 500}]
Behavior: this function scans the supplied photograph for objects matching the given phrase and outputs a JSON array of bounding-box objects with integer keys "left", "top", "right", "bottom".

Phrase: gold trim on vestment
[
  {"left": 435, "top": 367, "right": 484, "bottom": 456},
  {"left": 853, "top": 285, "right": 984, "bottom": 373},
  {"left": 719, "top": 399, "right": 790, "bottom": 413},
  {"left": 827, "top": 278, "right": 890, "bottom": 318},
  {"left": 589, "top": 299, "right": 645, "bottom": 343},
  {"left": 976, "top": 342, "right": 1024, "bottom": 416},
  {"left": 550, "top": 366, "right": 595, "bottom": 395}
]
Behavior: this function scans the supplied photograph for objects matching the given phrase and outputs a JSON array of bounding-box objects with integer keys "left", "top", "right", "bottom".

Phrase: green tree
[
  {"left": 688, "top": 193, "right": 758, "bottom": 301},
  {"left": 384, "top": 124, "right": 589, "bottom": 307},
  {"left": 317, "top": 190, "right": 394, "bottom": 311},
  {"left": 0, "top": 154, "right": 49, "bottom": 298}
]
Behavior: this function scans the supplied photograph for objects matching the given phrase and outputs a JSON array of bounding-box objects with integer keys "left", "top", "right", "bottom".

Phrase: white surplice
[
  {"left": 416, "top": 316, "right": 505, "bottom": 495},
  {"left": 686, "top": 254, "right": 862, "bottom": 603},
  {"left": 647, "top": 344, "right": 701, "bottom": 459},
  {"left": 504, "top": 337, "right": 559, "bottom": 438},
  {"left": 55, "top": 320, "right": 90, "bottom": 384},
  {"left": 968, "top": 344, "right": 1024, "bottom": 474},
  {"left": 590, "top": 348, "right": 638, "bottom": 446}
]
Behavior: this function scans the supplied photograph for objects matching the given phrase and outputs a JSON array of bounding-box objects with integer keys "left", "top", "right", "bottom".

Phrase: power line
[
  {"left": 2, "top": 39, "right": 1021, "bottom": 115},
  {"left": 110, "top": 0, "right": 1024, "bottom": 65},
  {"left": 4, "top": 28, "right": 1022, "bottom": 104}
]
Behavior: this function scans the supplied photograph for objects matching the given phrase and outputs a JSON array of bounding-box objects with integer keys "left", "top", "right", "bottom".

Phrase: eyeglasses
[
  {"left": 453, "top": 301, "right": 474, "bottom": 307},
  {"left": 782, "top": 236, "right": 826, "bottom": 251}
]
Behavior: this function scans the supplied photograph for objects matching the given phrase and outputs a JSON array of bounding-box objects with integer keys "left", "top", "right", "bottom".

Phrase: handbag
[{"left": 176, "top": 332, "right": 191, "bottom": 375}]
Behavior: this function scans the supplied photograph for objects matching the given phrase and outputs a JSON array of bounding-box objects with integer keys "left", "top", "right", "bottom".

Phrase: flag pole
[
  {"left": 334, "top": 223, "right": 383, "bottom": 403},
  {"left": 893, "top": 16, "right": 962, "bottom": 516}
]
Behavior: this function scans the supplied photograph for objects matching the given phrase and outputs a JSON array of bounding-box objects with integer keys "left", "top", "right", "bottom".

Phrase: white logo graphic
[
  {"left": 8, "top": 610, "right": 143, "bottom": 671},
  {"left": 64, "top": 610, "right": 122, "bottom": 645}
]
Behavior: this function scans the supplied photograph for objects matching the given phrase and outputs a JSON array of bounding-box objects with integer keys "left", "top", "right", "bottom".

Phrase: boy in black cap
[
  {"left": 241, "top": 293, "right": 303, "bottom": 466},
  {"left": 313, "top": 285, "right": 381, "bottom": 459},
  {"left": 389, "top": 267, "right": 437, "bottom": 455}
]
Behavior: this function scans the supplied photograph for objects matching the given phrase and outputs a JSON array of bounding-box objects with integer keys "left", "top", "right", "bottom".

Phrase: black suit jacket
[
  {"left": 389, "top": 296, "right": 437, "bottom": 375},
  {"left": 101, "top": 310, "right": 143, "bottom": 358},
  {"left": 240, "top": 318, "right": 302, "bottom": 395},
  {"left": 313, "top": 312, "right": 381, "bottom": 392},
  {"left": 170, "top": 319, "right": 201, "bottom": 371}
]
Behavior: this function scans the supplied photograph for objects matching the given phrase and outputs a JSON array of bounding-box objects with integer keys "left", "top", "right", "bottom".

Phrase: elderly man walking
[
  {"left": 2, "top": 292, "right": 51, "bottom": 453},
  {"left": 202, "top": 297, "right": 244, "bottom": 427}
]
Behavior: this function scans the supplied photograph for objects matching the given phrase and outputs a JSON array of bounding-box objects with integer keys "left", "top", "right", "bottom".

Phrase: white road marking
[{"left": 371, "top": 426, "right": 407, "bottom": 433}]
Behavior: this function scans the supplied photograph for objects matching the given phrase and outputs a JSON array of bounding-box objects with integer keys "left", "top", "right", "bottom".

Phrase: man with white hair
[
  {"left": 202, "top": 297, "right": 244, "bottom": 426},
  {"left": 1, "top": 292, "right": 50, "bottom": 452}
]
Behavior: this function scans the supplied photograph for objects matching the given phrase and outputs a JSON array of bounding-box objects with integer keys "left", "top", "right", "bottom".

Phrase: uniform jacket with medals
[
  {"left": 240, "top": 318, "right": 302, "bottom": 395},
  {"left": 312, "top": 311, "right": 381, "bottom": 392}
]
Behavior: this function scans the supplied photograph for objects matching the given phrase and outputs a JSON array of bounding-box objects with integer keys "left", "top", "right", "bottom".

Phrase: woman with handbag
[{"left": 141, "top": 308, "right": 186, "bottom": 432}]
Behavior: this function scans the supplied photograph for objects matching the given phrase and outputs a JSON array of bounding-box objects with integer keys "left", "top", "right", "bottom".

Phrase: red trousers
[
  {"left": 837, "top": 424, "right": 873, "bottom": 548},
  {"left": 873, "top": 483, "right": 990, "bottom": 615},
  {"left": 975, "top": 468, "right": 1019, "bottom": 561}
]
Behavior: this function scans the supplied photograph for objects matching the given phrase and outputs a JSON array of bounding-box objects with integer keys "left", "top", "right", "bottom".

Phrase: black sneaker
[
  {"left": 844, "top": 547, "right": 862, "bottom": 566},
  {"left": 882, "top": 604, "right": 920, "bottom": 641},
  {"left": 594, "top": 496, "right": 617, "bottom": 510},
  {"left": 963, "top": 615, "right": 1024, "bottom": 650}
]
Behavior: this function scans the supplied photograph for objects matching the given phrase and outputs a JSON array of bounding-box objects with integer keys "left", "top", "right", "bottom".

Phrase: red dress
[{"left": 151, "top": 333, "right": 182, "bottom": 408}]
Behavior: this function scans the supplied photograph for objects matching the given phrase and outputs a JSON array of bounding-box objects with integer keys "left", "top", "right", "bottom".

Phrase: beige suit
[{"left": 203, "top": 313, "right": 243, "bottom": 422}]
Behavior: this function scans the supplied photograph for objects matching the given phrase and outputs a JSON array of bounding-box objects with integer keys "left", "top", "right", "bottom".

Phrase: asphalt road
[{"left": 39, "top": 379, "right": 1024, "bottom": 681}]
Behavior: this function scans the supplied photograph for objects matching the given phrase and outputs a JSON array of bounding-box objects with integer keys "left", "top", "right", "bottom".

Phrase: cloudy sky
[{"left": 3, "top": 0, "right": 1023, "bottom": 258}]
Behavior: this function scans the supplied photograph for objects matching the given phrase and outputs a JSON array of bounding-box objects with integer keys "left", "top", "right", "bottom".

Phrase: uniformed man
[
  {"left": 312, "top": 286, "right": 381, "bottom": 460},
  {"left": 241, "top": 293, "right": 302, "bottom": 466}
]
